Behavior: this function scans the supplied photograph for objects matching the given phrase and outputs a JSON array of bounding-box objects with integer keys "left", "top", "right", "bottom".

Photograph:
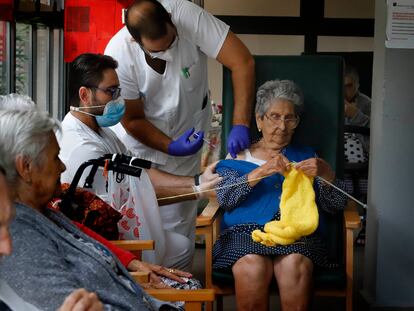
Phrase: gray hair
[
  {"left": 255, "top": 80, "right": 304, "bottom": 117},
  {"left": 0, "top": 109, "right": 60, "bottom": 184},
  {"left": 0, "top": 93, "right": 36, "bottom": 111},
  {"left": 344, "top": 65, "right": 360, "bottom": 86}
]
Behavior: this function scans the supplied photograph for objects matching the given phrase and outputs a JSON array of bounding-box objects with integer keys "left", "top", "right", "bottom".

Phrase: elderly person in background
[
  {"left": 0, "top": 109, "right": 176, "bottom": 311},
  {"left": 0, "top": 168, "right": 103, "bottom": 311},
  {"left": 344, "top": 65, "right": 371, "bottom": 128},
  {"left": 212, "top": 80, "right": 347, "bottom": 311}
]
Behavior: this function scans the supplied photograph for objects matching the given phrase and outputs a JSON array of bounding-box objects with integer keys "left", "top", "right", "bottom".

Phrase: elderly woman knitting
[
  {"left": 213, "top": 80, "right": 347, "bottom": 311},
  {"left": 0, "top": 109, "right": 176, "bottom": 311}
]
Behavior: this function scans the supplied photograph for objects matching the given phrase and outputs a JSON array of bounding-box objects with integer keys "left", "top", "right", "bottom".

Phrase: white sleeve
[
  {"left": 174, "top": 0, "right": 230, "bottom": 59},
  {"left": 105, "top": 30, "right": 142, "bottom": 100}
]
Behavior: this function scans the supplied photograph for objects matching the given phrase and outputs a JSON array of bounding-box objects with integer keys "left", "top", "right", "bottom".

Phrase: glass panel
[
  {"left": 51, "top": 28, "right": 62, "bottom": 119},
  {"left": 35, "top": 25, "right": 50, "bottom": 112},
  {"left": 205, "top": 0, "right": 300, "bottom": 17},
  {"left": 317, "top": 36, "right": 374, "bottom": 52},
  {"left": 325, "top": 0, "right": 375, "bottom": 19},
  {"left": 15, "top": 23, "right": 31, "bottom": 95},
  {"left": 0, "top": 21, "right": 10, "bottom": 94}
]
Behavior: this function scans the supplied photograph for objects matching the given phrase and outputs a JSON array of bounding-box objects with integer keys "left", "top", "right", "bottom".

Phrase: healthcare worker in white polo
[{"left": 105, "top": 0, "right": 255, "bottom": 263}]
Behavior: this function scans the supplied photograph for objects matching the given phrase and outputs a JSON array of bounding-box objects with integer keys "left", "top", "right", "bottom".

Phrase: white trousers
[{"left": 154, "top": 153, "right": 201, "bottom": 271}]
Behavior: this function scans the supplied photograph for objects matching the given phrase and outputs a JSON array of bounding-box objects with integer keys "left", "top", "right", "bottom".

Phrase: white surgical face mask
[
  {"left": 70, "top": 98, "right": 125, "bottom": 127},
  {"left": 146, "top": 36, "right": 179, "bottom": 62}
]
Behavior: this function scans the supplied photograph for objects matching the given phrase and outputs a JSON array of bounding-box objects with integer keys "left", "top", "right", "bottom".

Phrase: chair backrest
[{"left": 221, "top": 55, "right": 345, "bottom": 263}]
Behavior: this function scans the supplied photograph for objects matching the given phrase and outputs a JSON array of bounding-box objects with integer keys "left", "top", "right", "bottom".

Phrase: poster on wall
[{"left": 386, "top": 0, "right": 414, "bottom": 48}]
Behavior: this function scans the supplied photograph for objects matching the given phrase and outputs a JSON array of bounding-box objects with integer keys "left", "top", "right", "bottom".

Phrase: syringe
[{"left": 193, "top": 132, "right": 216, "bottom": 148}]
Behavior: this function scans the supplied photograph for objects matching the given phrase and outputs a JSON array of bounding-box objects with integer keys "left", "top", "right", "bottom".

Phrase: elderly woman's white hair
[
  {"left": 0, "top": 93, "right": 36, "bottom": 111},
  {"left": 0, "top": 109, "right": 60, "bottom": 184},
  {"left": 255, "top": 80, "right": 304, "bottom": 117}
]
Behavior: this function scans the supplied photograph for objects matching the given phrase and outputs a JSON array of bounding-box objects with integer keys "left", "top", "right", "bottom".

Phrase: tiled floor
[{"left": 191, "top": 237, "right": 368, "bottom": 311}]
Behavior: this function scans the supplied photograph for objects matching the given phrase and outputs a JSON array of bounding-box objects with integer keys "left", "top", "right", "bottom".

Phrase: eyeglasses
[
  {"left": 87, "top": 86, "right": 122, "bottom": 100},
  {"left": 263, "top": 114, "right": 299, "bottom": 129}
]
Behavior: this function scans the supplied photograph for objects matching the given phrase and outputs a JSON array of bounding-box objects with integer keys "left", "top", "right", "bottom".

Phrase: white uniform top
[
  {"left": 59, "top": 113, "right": 129, "bottom": 201},
  {"left": 105, "top": 0, "right": 229, "bottom": 167},
  {"left": 58, "top": 113, "right": 169, "bottom": 264}
]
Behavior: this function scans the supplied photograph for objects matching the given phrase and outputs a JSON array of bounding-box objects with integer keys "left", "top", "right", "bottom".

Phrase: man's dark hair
[
  {"left": 68, "top": 53, "right": 118, "bottom": 107},
  {"left": 125, "top": 0, "right": 174, "bottom": 44}
]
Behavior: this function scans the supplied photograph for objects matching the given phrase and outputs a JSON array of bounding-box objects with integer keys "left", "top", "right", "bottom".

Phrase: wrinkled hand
[
  {"left": 294, "top": 157, "right": 335, "bottom": 182},
  {"left": 168, "top": 128, "right": 204, "bottom": 156},
  {"left": 198, "top": 161, "right": 223, "bottom": 198},
  {"left": 248, "top": 154, "right": 290, "bottom": 187},
  {"left": 260, "top": 154, "right": 291, "bottom": 177},
  {"left": 227, "top": 125, "right": 251, "bottom": 158},
  {"left": 127, "top": 259, "right": 192, "bottom": 289},
  {"left": 344, "top": 99, "right": 358, "bottom": 118},
  {"left": 58, "top": 288, "right": 103, "bottom": 311}
]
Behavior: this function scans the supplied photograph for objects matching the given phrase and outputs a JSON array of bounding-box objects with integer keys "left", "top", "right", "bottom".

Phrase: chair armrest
[
  {"left": 145, "top": 288, "right": 215, "bottom": 302},
  {"left": 196, "top": 198, "right": 220, "bottom": 227},
  {"left": 130, "top": 271, "right": 150, "bottom": 283},
  {"left": 110, "top": 240, "right": 155, "bottom": 251},
  {"left": 344, "top": 200, "right": 361, "bottom": 230}
]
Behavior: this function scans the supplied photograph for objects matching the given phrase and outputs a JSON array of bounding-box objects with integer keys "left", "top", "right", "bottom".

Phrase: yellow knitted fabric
[{"left": 251, "top": 167, "right": 319, "bottom": 246}]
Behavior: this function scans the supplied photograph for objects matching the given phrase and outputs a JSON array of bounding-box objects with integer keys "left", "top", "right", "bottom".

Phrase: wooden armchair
[
  {"left": 196, "top": 199, "right": 360, "bottom": 311},
  {"left": 195, "top": 55, "right": 362, "bottom": 311},
  {"left": 113, "top": 239, "right": 215, "bottom": 311}
]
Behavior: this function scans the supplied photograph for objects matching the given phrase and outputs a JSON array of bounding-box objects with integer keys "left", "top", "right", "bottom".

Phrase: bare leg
[
  {"left": 273, "top": 253, "right": 313, "bottom": 311},
  {"left": 232, "top": 254, "right": 273, "bottom": 311}
]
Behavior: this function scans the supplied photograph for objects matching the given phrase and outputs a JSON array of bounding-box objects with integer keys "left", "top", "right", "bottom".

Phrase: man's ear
[
  {"left": 78, "top": 87, "right": 91, "bottom": 106},
  {"left": 14, "top": 155, "right": 33, "bottom": 184}
]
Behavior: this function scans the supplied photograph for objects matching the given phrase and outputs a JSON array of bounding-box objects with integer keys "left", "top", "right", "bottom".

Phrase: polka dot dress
[
  {"left": 344, "top": 132, "right": 367, "bottom": 163},
  {"left": 212, "top": 211, "right": 336, "bottom": 270}
]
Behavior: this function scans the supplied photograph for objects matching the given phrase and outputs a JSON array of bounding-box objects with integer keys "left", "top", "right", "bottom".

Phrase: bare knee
[
  {"left": 233, "top": 255, "right": 273, "bottom": 311},
  {"left": 275, "top": 253, "right": 313, "bottom": 282}
]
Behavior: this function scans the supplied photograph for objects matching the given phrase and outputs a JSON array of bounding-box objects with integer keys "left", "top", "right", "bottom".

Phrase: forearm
[
  {"left": 231, "top": 58, "right": 255, "bottom": 126},
  {"left": 75, "top": 222, "right": 136, "bottom": 268},
  {"left": 217, "top": 168, "right": 252, "bottom": 211},
  {"left": 315, "top": 178, "right": 348, "bottom": 214},
  {"left": 122, "top": 118, "right": 171, "bottom": 153},
  {"left": 216, "top": 31, "right": 255, "bottom": 126},
  {"left": 147, "top": 169, "right": 197, "bottom": 205}
]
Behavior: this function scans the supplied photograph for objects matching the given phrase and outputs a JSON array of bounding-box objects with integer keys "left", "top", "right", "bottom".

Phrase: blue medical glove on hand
[
  {"left": 227, "top": 125, "right": 251, "bottom": 158},
  {"left": 168, "top": 128, "right": 204, "bottom": 156}
]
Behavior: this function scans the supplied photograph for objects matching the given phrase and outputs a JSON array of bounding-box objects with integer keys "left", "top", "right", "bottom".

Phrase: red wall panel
[
  {"left": 0, "top": 0, "right": 13, "bottom": 22},
  {"left": 64, "top": 0, "right": 133, "bottom": 62}
]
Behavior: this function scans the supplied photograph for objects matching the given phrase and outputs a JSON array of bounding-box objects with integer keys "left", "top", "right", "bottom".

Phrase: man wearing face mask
[
  {"left": 105, "top": 0, "right": 255, "bottom": 257},
  {"left": 59, "top": 53, "right": 221, "bottom": 270}
]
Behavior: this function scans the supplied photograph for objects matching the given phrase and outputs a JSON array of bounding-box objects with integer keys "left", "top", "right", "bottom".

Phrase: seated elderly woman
[
  {"left": 0, "top": 167, "right": 103, "bottom": 311},
  {"left": 0, "top": 93, "right": 197, "bottom": 291},
  {"left": 213, "top": 80, "right": 347, "bottom": 311},
  {"left": 0, "top": 109, "right": 177, "bottom": 311}
]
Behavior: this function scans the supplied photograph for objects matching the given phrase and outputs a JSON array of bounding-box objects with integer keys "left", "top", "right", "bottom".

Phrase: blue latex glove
[
  {"left": 227, "top": 125, "right": 251, "bottom": 158},
  {"left": 168, "top": 128, "right": 204, "bottom": 156}
]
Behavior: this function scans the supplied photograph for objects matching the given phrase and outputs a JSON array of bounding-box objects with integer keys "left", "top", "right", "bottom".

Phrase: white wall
[{"left": 362, "top": 0, "right": 414, "bottom": 307}]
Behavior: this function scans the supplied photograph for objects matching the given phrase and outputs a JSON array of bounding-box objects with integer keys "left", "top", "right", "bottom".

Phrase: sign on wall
[{"left": 386, "top": 0, "right": 414, "bottom": 48}]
